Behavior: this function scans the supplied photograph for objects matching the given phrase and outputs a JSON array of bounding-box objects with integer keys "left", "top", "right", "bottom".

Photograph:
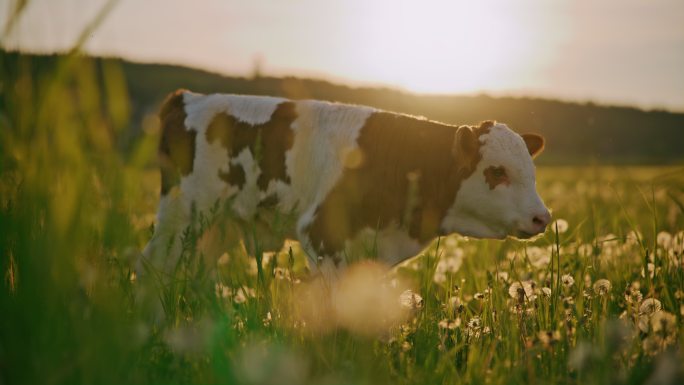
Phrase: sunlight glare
[{"left": 356, "top": 0, "right": 533, "bottom": 93}]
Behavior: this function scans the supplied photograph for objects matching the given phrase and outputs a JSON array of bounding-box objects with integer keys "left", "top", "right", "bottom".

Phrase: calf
[{"left": 140, "top": 89, "right": 550, "bottom": 278}]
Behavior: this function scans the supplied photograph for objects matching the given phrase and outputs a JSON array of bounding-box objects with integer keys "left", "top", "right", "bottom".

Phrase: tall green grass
[{"left": 1, "top": 27, "right": 683, "bottom": 385}]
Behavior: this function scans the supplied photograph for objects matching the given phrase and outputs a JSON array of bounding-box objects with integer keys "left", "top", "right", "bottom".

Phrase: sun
[{"left": 352, "top": 0, "right": 531, "bottom": 94}]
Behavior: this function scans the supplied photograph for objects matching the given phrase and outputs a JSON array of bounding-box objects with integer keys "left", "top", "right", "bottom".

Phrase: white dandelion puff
[
  {"left": 552, "top": 219, "right": 569, "bottom": 234},
  {"left": 399, "top": 290, "right": 423, "bottom": 310},
  {"left": 592, "top": 279, "right": 612, "bottom": 296},
  {"left": 561, "top": 274, "right": 575, "bottom": 288}
]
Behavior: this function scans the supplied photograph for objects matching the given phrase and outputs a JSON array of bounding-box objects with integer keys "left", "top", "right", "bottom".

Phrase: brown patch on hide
[
  {"left": 205, "top": 102, "right": 296, "bottom": 190},
  {"left": 483, "top": 166, "right": 510, "bottom": 190},
  {"left": 158, "top": 89, "right": 196, "bottom": 195},
  {"left": 308, "top": 114, "right": 489, "bottom": 256}
]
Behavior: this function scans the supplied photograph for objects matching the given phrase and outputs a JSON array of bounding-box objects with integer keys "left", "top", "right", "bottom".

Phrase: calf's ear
[
  {"left": 521, "top": 133, "right": 545, "bottom": 159},
  {"left": 452, "top": 125, "right": 479, "bottom": 170}
]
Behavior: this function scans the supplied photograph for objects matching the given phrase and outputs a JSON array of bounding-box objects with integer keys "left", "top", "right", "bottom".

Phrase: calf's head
[{"left": 445, "top": 121, "right": 550, "bottom": 240}]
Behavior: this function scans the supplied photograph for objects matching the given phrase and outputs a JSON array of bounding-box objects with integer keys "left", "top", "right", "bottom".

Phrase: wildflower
[
  {"left": 639, "top": 298, "right": 662, "bottom": 315},
  {"left": 674, "top": 289, "right": 684, "bottom": 300},
  {"left": 541, "top": 287, "right": 552, "bottom": 298},
  {"left": 467, "top": 316, "right": 483, "bottom": 330},
  {"left": 577, "top": 243, "right": 593, "bottom": 257},
  {"left": 233, "top": 287, "right": 255, "bottom": 304},
  {"left": 624, "top": 287, "right": 643, "bottom": 305},
  {"left": 215, "top": 283, "right": 232, "bottom": 298},
  {"left": 640, "top": 263, "right": 660, "bottom": 279},
  {"left": 563, "top": 296, "right": 575, "bottom": 308},
  {"left": 625, "top": 230, "right": 641, "bottom": 246},
  {"left": 433, "top": 271, "right": 447, "bottom": 284},
  {"left": 593, "top": 279, "right": 612, "bottom": 296},
  {"left": 447, "top": 296, "right": 462, "bottom": 309},
  {"left": 435, "top": 248, "right": 464, "bottom": 275},
  {"left": 638, "top": 298, "right": 663, "bottom": 332},
  {"left": 399, "top": 290, "right": 423, "bottom": 310},
  {"left": 466, "top": 316, "right": 484, "bottom": 338},
  {"left": 508, "top": 280, "right": 536, "bottom": 301},
  {"left": 552, "top": 219, "right": 569, "bottom": 234},
  {"left": 651, "top": 311, "right": 677, "bottom": 335},
  {"left": 474, "top": 292, "right": 486, "bottom": 301},
  {"left": 527, "top": 246, "right": 551, "bottom": 268},
  {"left": 262, "top": 311, "right": 272, "bottom": 327},
  {"left": 401, "top": 341, "right": 412, "bottom": 352},
  {"left": 537, "top": 330, "right": 561, "bottom": 348},
  {"left": 438, "top": 318, "right": 461, "bottom": 330},
  {"left": 496, "top": 271, "right": 509, "bottom": 283},
  {"left": 561, "top": 274, "right": 575, "bottom": 288},
  {"left": 642, "top": 311, "right": 677, "bottom": 355},
  {"left": 656, "top": 231, "right": 672, "bottom": 248}
]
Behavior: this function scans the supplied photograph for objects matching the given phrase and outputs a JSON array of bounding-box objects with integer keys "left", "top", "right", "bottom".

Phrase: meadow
[{"left": 1, "top": 54, "right": 683, "bottom": 385}]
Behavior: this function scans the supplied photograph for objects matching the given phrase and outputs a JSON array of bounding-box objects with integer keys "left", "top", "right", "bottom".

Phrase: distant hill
[{"left": 4, "top": 52, "right": 684, "bottom": 165}]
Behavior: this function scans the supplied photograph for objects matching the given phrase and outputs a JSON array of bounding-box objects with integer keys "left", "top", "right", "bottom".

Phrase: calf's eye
[{"left": 483, "top": 166, "right": 510, "bottom": 190}]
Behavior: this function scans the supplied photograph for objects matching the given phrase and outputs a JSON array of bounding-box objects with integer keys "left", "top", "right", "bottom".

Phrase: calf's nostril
[{"left": 532, "top": 214, "right": 549, "bottom": 228}]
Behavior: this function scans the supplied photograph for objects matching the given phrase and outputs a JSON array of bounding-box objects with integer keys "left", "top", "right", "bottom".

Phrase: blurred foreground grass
[{"left": 1, "top": 52, "right": 684, "bottom": 385}]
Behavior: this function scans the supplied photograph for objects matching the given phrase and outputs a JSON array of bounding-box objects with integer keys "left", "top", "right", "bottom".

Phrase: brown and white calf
[{"left": 140, "top": 89, "right": 550, "bottom": 277}]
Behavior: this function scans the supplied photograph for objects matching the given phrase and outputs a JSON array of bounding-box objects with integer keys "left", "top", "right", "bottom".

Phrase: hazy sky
[{"left": 2, "top": 0, "right": 683, "bottom": 111}]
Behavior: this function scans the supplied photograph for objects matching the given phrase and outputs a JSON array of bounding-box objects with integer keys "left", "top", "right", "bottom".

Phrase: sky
[{"left": 2, "top": 0, "right": 683, "bottom": 111}]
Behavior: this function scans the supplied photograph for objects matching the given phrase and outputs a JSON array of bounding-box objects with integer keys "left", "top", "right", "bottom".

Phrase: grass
[{"left": 1, "top": 52, "right": 683, "bottom": 385}]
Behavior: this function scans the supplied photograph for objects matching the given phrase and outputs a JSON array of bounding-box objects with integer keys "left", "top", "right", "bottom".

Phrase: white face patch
[{"left": 442, "top": 123, "right": 549, "bottom": 239}]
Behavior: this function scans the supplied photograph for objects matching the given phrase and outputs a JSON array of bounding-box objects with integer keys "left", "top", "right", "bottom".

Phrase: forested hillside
[{"left": 4, "top": 52, "right": 683, "bottom": 164}]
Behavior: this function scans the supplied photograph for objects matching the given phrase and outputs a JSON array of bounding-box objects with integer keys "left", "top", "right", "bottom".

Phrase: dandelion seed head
[
  {"left": 496, "top": 271, "right": 510, "bottom": 283},
  {"left": 552, "top": 219, "right": 569, "bottom": 234},
  {"left": 438, "top": 318, "right": 461, "bottom": 330},
  {"left": 651, "top": 311, "right": 677, "bottom": 335},
  {"left": 508, "top": 280, "right": 535, "bottom": 301},
  {"left": 578, "top": 243, "right": 593, "bottom": 257},
  {"left": 639, "top": 298, "right": 662, "bottom": 315},
  {"left": 400, "top": 289, "right": 423, "bottom": 310},
  {"left": 640, "top": 263, "right": 660, "bottom": 279},
  {"left": 447, "top": 296, "right": 462, "bottom": 309},
  {"left": 561, "top": 274, "right": 575, "bottom": 288},
  {"left": 537, "top": 330, "right": 561, "bottom": 347},
  {"left": 527, "top": 246, "right": 551, "bottom": 268},
  {"left": 467, "top": 316, "right": 482, "bottom": 330},
  {"left": 656, "top": 231, "right": 673, "bottom": 248},
  {"left": 624, "top": 287, "right": 643, "bottom": 305},
  {"left": 593, "top": 279, "right": 612, "bottom": 296}
]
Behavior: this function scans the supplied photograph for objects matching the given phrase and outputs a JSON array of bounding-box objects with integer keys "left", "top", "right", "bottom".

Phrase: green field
[{"left": 1, "top": 55, "right": 683, "bottom": 385}]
